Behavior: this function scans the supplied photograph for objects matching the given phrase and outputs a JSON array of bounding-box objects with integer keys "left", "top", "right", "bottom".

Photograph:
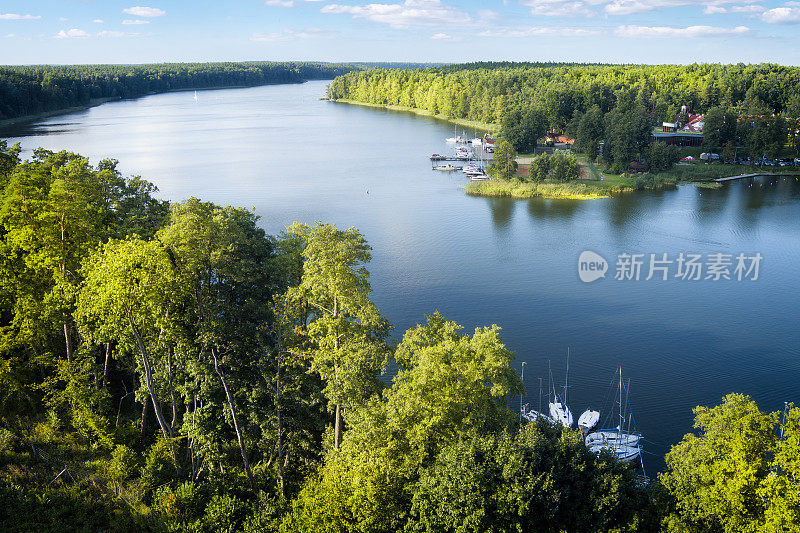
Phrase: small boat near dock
[{"left": 434, "top": 164, "right": 457, "bottom": 172}]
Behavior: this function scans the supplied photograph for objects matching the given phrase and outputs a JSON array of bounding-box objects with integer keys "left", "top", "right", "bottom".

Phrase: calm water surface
[{"left": 6, "top": 80, "right": 800, "bottom": 472}]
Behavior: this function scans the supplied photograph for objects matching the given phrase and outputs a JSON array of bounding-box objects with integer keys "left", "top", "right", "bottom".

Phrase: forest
[
  {"left": 0, "top": 62, "right": 360, "bottom": 121},
  {"left": 1, "top": 140, "right": 799, "bottom": 531},
  {"left": 328, "top": 63, "right": 800, "bottom": 173}
]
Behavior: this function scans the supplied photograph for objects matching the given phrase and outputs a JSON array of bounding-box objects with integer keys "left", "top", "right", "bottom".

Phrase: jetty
[{"left": 714, "top": 172, "right": 784, "bottom": 182}]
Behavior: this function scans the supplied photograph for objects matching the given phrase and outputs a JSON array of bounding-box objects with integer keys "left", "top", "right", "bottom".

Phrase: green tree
[
  {"left": 76, "top": 237, "right": 183, "bottom": 471},
  {"left": 644, "top": 141, "right": 680, "bottom": 172},
  {"left": 576, "top": 104, "right": 605, "bottom": 159},
  {"left": 605, "top": 104, "right": 652, "bottom": 174},
  {"left": 702, "top": 106, "right": 737, "bottom": 154},
  {"left": 286, "top": 223, "right": 390, "bottom": 450},
  {"left": 661, "top": 393, "right": 785, "bottom": 533},
  {"left": 488, "top": 140, "right": 518, "bottom": 180},
  {"left": 157, "top": 198, "right": 278, "bottom": 489},
  {"left": 548, "top": 151, "right": 581, "bottom": 181},
  {"left": 528, "top": 153, "right": 550, "bottom": 182},
  {"left": 408, "top": 422, "right": 658, "bottom": 533}
]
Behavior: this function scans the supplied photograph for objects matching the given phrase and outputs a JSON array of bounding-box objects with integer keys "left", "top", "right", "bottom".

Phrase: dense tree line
[
  {"left": 328, "top": 62, "right": 800, "bottom": 130},
  {"left": 1, "top": 143, "right": 799, "bottom": 531},
  {"left": 0, "top": 62, "right": 358, "bottom": 121},
  {"left": 329, "top": 63, "right": 800, "bottom": 173}
]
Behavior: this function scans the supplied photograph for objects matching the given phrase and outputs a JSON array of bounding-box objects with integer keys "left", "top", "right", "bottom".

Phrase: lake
[{"left": 5, "top": 80, "right": 800, "bottom": 473}]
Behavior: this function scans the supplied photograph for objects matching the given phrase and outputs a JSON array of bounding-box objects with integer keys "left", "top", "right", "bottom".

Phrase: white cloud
[
  {"left": 731, "top": 4, "right": 765, "bottom": 13},
  {"left": 122, "top": 6, "right": 166, "bottom": 17},
  {"left": 615, "top": 24, "right": 749, "bottom": 37},
  {"left": 59, "top": 17, "right": 68, "bottom": 22},
  {"left": 251, "top": 27, "right": 334, "bottom": 41},
  {"left": 761, "top": 6, "right": 800, "bottom": 23},
  {"left": 477, "top": 9, "right": 500, "bottom": 20},
  {"left": 478, "top": 25, "right": 599, "bottom": 37},
  {"left": 97, "top": 30, "right": 144, "bottom": 38},
  {"left": 122, "top": 19, "right": 151, "bottom": 25},
  {"left": 93, "top": 19, "right": 104, "bottom": 24},
  {"left": 431, "top": 32, "right": 454, "bottom": 39},
  {"left": 321, "top": 0, "right": 471, "bottom": 29},
  {"left": 266, "top": 0, "right": 295, "bottom": 5},
  {"left": 604, "top": 0, "right": 763, "bottom": 15},
  {"left": 522, "top": 0, "right": 596, "bottom": 17},
  {"left": 55, "top": 28, "right": 91, "bottom": 38},
  {"left": 0, "top": 13, "right": 41, "bottom": 20}
]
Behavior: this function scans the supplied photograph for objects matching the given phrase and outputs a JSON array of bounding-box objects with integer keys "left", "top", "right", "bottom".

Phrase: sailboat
[
  {"left": 548, "top": 355, "right": 573, "bottom": 428},
  {"left": 578, "top": 409, "right": 600, "bottom": 433},
  {"left": 521, "top": 377, "right": 554, "bottom": 423},
  {"left": 585, "top": 367, "right": 642, "bottom": 463},
  {"left": 193, "top": 90, "right": 199, "bottom": 102}
]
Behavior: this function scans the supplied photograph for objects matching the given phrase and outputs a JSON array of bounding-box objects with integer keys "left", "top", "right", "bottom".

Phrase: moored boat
[
  {"left": 588, "top": 443, "right": 641, "bottom": 462},
  {"left": 578, "top": 409, "right": 600, "bottom": 432}
]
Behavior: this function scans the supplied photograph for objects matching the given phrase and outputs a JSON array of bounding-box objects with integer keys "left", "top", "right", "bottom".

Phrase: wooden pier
[{"left": 714, "top": 172, "right": 784, "bottom": 182}]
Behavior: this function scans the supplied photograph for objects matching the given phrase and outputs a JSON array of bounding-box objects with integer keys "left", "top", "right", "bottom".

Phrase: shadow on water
[
  {"left": 525, "top": 197, "right": 581, "bottom": 221},
  {"left": 487, "top": 197, "right": 516, "bottom": 230}
]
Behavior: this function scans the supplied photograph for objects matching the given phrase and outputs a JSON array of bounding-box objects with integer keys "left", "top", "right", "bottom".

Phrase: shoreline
[
  {"left": 329, "top": 98, "right": 496, "bottom": 132},
  {"left": 0, "top": 79, "right": 330, "bottom": 133},
  {"left": 0, "top": 97, "right": 122, "bottom": 130},
  {"left": 464, "top": 179, "right": 614, "bottom": 200}
]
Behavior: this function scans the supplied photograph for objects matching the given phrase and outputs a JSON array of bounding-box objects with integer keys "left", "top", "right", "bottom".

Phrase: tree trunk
[
  {"left": 333, "top": 296, "right": 342, "bottom": 450},
  {"left": 127, "top": 310, "right": 180, "bottom": 476},
  {"left": 276, "top": 345, "right": 285, "bottom": 500},
  {"left": 334, "top": 403, "right": 342, "bottom": 450},
  {"left": 167, "top": 346, "right": 177, "bottom": 428},
  {"left": 212, "top": 348, "right": 255, "bottom": 490},
  {"left": 63, "top": 322, "right": 73, "bottom": 363},
  {"left": 101, "top": 343, "right": 111, "bottom": 389},
  {"left": 140, "top": 398, "right": 149, "bottom": 446}
]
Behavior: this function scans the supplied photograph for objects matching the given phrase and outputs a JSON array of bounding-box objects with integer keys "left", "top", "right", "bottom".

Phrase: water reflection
[{"left": 3, "top": 81, "right": 800, "bottom": 474}]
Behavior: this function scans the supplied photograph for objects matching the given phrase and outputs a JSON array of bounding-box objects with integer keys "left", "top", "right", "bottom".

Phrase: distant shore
[
  {"left": 0, "top": 81, "right": 318, "bottom": 133},
  {"left": 328, "top": 98, "right": 496, "bottom": 132},
  {"left": 0, "top": 97, "right": 122, "bottom": 131}
]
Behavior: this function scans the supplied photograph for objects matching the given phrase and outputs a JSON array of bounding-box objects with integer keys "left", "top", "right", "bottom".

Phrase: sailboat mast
[
  {"left": 565, "top": 348, "right": 570, "bottom": 405},
  {"left": 619, "top": 366, "right": 623, "bottom": 431},
  {"left": 538, "top": 377, "right": 543, "bottom": 419}
]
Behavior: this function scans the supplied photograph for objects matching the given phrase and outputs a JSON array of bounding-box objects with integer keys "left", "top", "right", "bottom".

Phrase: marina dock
[{"left": 714, "top": 172, "right": 784, "bottom": 182}]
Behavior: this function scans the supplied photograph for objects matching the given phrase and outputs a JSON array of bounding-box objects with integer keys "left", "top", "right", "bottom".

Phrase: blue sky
[{"left": 1, "top": 0, "right": 799, "bottom": 65}]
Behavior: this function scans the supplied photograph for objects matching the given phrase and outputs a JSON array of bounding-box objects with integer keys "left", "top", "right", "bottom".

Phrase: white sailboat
[
  {"left": 578, "top": 409, "right": 600, "bottom": 432},
  {"left": 548, "top": 355, "right": 573, "bottom": 428},
  {"left": 521, "top": 377, "right": 554, "bottom": 423},
  {"left": 588, "top": 443, "right": 641, "bottom": 462},
  {"left": 586, "top": 367, "right": 642, "bottom": 463},
  {"left": 193, "top": 90, "right": 198, "bottom": 102}
]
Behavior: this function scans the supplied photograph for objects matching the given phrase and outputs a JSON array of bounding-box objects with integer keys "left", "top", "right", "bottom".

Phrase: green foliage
[
  {"left": 286, "top": 222, "right": 390, "bottom": 450},
  {"left": 489, "top": 140, "right": 518, "bottom": 180},
  {"left": 281, "top": 313, "right": 524, "bottom": 532},
  {"left": 605, "top": 101, "right": 652, "bottom": 174},
  {"left": 0, "top": 63, "right": 357, "bottom": 121},
  {"left": 501, "top": 107, "right": 547, "bottom": 152},
  {"left": 408, "top": 423, "right": 657, "bottom": 532},
  {"left": 526, "top": 151, "right": 581, "bottom": 182},
  {"left": 702, "top": 106, "right": 737, "bottom": 153},
  {"left": 644, "top": 142, "right": 680, "bottom": 173},
  {"left": 661, "top": 393, "right": 800, "bottom": 533},
  {"left": 576, "top": 104, "right": 605, "bottom": 159},
  {"left": 328, "top": 63, "right": 800, "bottom": 131}
]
